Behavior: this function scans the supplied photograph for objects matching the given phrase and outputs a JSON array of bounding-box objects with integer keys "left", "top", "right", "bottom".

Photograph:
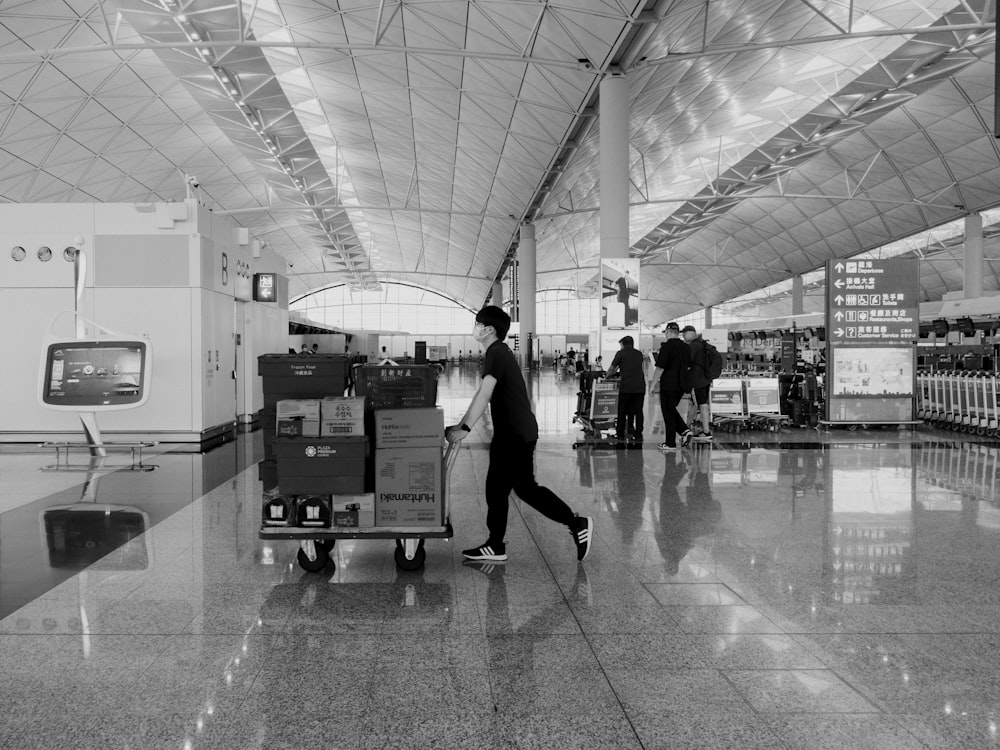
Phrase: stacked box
[
  {"left": 374, "top": 408, "right": 444, "bottom": 448},
  {"left": 276, "top": 399, "right": 321, "bottom": 437},
  {"left": 320, "top": 396, "right": 365, "bottom": 436},
  {"left": 332, "top": 494, "right": 375, "bottom": 528},
  {"left": 375, "top": 447, "right": 443, "bottom": 527},
  {"left": 273, "top": 436, "right": 368, "bottom": 495}
]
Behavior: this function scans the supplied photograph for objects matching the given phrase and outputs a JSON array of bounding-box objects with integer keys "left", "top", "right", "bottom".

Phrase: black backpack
[{"left": 702, "top": 340, "right": 724, "bottom": 381}]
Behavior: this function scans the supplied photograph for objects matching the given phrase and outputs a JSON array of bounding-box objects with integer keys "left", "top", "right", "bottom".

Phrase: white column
[
  {"left": 600, "top": 74, "right": 629, "bottom": 261},
  {"left": 519, "top": 223, "right": 536, "bottom": 367},
  {"left": 704, "top": 306, "right": 713, "bottom": 328},
  {"left": 965, "top": 213, "right": 983, "bottom": 299},
  {"left": 492, "top": 281, "right": 503, "bottom": 306},
  {"left": 791, "top": 275, "right": 804, "bottom": 316}
]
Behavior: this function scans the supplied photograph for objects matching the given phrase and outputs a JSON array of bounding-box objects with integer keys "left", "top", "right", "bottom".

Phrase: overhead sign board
[{"left": 825, "top": 258, "right": 919, "bottom": 345}]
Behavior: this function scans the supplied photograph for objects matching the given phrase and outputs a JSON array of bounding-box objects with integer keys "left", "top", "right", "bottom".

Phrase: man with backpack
[{"left": 682, "top": 325, "right": 722, "bottom": 441}]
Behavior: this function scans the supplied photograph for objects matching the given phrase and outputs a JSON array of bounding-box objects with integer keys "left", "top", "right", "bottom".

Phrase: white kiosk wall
[{"left": 0, "top": 201, "right": 288, "bottom": 442}]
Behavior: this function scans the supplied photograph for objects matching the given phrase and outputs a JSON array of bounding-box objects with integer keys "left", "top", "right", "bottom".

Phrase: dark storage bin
[
  {"left": 258, "top": 354, "right": 349, "bottom": 397},
  {"left": 295, "top": 495, "right": 333, "bottom": 528},
  {"left": 353, "top": 365, "right": 438, "bottom": 409},
  {"left": 273, "top": 436, "right": 369, "bottom": 495}
]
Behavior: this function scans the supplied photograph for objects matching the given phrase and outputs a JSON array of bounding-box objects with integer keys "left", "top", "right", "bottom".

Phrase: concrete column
[
  {"left": 791, "top": 275, "right": 804, "bottom": 316},
  {"left": 492, "top": 281, "right": 503, "bottom": 306},
  {"left": 704, "top": 306, "right": 713, "bottom": 328},
  {"left": 519, "top": 223, "right": 536, "bottom": 367},
  {"left": 599, "top": 74, "right": 629, "bottom": 260},
  {"left": 965, "top": 213, "right": 983, "bottom": 299}
]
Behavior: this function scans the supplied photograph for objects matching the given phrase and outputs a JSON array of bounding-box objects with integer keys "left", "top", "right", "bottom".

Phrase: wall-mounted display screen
[
  {"left": 831, "top": 347, "right": 913, "bottom": 397},
  {"left": 42, "top": 341, "right": 149, "bottom": 409}
]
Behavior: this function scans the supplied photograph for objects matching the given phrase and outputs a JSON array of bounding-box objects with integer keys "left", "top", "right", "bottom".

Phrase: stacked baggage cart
[{"left": 257, "top": 355, "right": 454, "bottom": 572}]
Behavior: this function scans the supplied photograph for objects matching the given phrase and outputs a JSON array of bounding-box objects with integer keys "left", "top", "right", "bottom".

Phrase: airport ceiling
[{"left": 0, "top": 1, "right": 997, "bottom": 325}]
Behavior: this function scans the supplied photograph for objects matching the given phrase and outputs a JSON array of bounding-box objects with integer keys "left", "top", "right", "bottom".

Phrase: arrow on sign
[
  {"left": 834, "top": 279, "right": 844, "bottom": 289},
  {"left": 834, "top": 295, "right": 844, "bottom": 305},
  {"left": 834, "top": 262, "right": 844, "bottom": 272},
  {"left": 834, "top": 311, "right": 844, "bottom": 321},
  {"left": 835, "top": 328, "right": 845, "bottom": 337}
]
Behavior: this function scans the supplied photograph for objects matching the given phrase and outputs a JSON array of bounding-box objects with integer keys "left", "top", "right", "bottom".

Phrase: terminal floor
[{"left": 2, "top": 366, "right": 1000, "bottom": 749}]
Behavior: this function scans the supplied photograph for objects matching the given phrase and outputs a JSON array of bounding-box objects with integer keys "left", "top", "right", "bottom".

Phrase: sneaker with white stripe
[
  {"left": 570, "top": 515, "right": 594, "bottom": 561},
  {"left": 462, "top": 542, "right": 507, "bottom": 561}
]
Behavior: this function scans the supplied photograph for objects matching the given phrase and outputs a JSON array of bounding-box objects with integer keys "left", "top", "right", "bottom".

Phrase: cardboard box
[
  {"left": 374, "top": 408, "right": 445, "bottom": 448},
  {"left": 332, "top": 493, "right": 375, "bottom": 528},
  {"left": 320, "top": 396, "right": 365, "bottom": 436},
  {"left": 276, "top": 399, "right": 320, "bottom": 437},
  {"left": 273, "top": 436, "right": 369, "bottom": 495},
  {"left": 375, "top": 447, "right": 443, "bottom": 527}
]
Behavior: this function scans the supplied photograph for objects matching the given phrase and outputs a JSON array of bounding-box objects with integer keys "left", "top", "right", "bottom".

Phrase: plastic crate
[{"left": 353, "top": 365, "right": 438, "bottom": 409}]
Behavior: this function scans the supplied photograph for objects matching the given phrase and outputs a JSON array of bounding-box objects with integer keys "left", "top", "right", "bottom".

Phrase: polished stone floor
[{"left": 2, "top": 365, "right": 1000, "bottom": 748}]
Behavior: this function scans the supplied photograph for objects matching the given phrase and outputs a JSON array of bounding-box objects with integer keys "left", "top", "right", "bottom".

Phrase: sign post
[{"left": 824, "top": 258, "right": 919, "bottom": 424}]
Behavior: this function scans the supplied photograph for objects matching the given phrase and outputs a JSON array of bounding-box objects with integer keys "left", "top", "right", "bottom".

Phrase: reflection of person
[
  {"left": 446, "top": 306, "right": 593, "bottom": 563},
  {"left": 655, "top": 453, "right": 691, "bottom": 575},
  {"left": 299, "top": 344, "right": 311, "bottom": 355},
  {"left": 650, "top": 322, "right": 692, "bottom": 451},
  {"left": 614, "top": 448, "right": 645, "bottom": 546},
  {"left": 605, "top": 335, "right": 646, "bottom": 444}
]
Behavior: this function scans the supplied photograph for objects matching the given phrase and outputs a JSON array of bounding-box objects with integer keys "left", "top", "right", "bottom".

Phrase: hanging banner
[{"left": 600, "top": 258, "right": 639, "bottom": 363}]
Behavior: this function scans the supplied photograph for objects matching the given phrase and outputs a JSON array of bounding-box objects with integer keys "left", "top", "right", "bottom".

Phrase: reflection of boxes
[
  {"left": 273, "top": 436, "right": 368, "bottom": 495},
  {"left": 375, "top": 447, "right": 442, "bottom": 527},
  {"left": 320, "top": 397, "right": 365, "bottom": 436},
  {"left": 276, "top": 399, "right": 321, "bottom": 437},
  {"left": 374, "top": 408, "right": 444, "bottom": 447},
  {"left": 332, "top": 494, "right": 375, "bottom": 528},
  {"left": 262, "top": 494, "right": 294, "bottom": 526},
  {"left": 295, "top": 495, "right": 332, "bottom": 528}
]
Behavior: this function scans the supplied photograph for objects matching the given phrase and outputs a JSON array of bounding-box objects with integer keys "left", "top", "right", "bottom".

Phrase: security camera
[{"left": 186, "top": 175, "right": 200, "bottom": 188}]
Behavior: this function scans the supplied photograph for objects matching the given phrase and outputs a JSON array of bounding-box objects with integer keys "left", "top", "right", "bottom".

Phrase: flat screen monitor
[
  {"left": 830, "top": 346, "right": 913, "bottom": 397},
  {"left": 956, "top": 317, "right": 975, "bottom": 336},
  {"left": 40, "top": 340, "right": 150, "bottom": 410},
  {"left": 932, "top": 319, "right": 949, "bottom": 336}
]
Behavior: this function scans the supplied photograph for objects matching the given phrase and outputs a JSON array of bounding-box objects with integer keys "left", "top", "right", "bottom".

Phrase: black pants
[
  {"left": 659, "top": 390, "right": 689, "bottom": 447},
  {"left": 485, "top": 437, "right": 576, "bottom": 546},
  {"left": 617, "top": 392, "right": 645, "bottom": 438}
]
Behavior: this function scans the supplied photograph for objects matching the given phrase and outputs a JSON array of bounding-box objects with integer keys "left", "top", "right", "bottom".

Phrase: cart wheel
[
  {"left": 394, "top": 539, "right": 426, "bottom": 571},
  {"left": 297, "top": 543, "right": 330, "bottom": 572}
]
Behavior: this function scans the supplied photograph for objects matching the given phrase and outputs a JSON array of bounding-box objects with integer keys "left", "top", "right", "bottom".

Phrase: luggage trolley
[
  {"left": 260, "top": 442, "right": 458, "bottom": 573},
  {"left": 709, "top": 377, "right": 749, "bottom": 432},
  {"left": 572, "top": 374, "right": 620, "bottom": 448},
  {"left": 746, "top": 376, "right": 790, "bottom": 431}
]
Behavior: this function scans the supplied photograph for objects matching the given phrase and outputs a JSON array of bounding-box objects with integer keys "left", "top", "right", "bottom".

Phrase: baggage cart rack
[{"left": 259, "top": 442, "right": 458, "bottom": 572}]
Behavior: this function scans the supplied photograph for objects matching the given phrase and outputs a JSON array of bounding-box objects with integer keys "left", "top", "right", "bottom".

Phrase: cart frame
[{"left": 259, "top": 442, "right": 458, "bottom": 572}]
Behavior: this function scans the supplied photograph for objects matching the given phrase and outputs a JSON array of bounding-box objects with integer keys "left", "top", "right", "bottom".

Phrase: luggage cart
[
  {"left": 709, "top": 378, "right": 750, "bottom": 433},
  {"left": 745, "top": 376, "right": 790, "bottom": 431},
  {"left": 259, "top": 443, "right": 458, "bottom": 573},
  {"left": 572, "top": 375, "right": 619, "bottom": 448}
]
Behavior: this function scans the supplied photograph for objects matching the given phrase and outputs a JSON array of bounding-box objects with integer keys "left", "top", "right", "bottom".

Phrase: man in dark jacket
[
  {"left": 682, "top": 325, "right": 713, "bottom": 441},
  {"left": 649, "top": 322, "right": 693, "bottom": 451},
  {"left": 604, "top": 335, "right": 646, "bottom": 444}
]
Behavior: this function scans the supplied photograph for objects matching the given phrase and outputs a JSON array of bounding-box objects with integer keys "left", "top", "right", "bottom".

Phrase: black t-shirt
[
  {"left": 655, "top": 338, "right": 691, "bottom": 392},
  {"left": 483, "top": 340, "right": 538, "bottom": 441},
  {"left": 610, "top": 347, "right": 646, "bottom": 394}
]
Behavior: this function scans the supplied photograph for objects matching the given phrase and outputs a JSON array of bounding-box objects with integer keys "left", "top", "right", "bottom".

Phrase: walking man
[
  {"left": 649, "top": 322, "right": 693, "bottom": 451},
  {"left": 446, "top": 306, "right": 594, "bottom": 562},
  {"left": 604, "top": 335, "right": 646, "bottom": 444},
  {"left": 682, "top": 325, "right": 713, "bottom": 440}
]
